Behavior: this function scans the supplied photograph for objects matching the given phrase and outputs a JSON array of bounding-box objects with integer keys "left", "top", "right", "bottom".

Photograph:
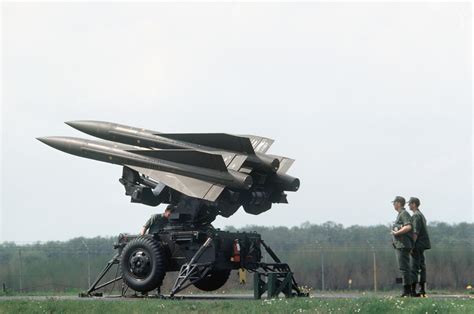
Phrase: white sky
[{"left": 1, "top": 2, "right": 472, "bottom": 242}]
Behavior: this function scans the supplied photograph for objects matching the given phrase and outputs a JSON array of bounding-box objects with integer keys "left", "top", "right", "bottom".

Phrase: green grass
[{"left": 0, "top": 297, "right": 473, "bottom": 314}]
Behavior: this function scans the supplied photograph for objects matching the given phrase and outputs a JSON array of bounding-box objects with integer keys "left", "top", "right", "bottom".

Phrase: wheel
[
  {"left": 120, "top": 236, "right": 167, "bottom": 293},
  {"left": 193, "top": 269, "right": 231, "bottom": 291}
]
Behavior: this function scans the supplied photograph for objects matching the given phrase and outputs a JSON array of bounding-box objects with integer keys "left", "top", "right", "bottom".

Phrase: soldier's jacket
[
  {"left": 412, "top": 210, "right": 431, "bottom": 250},
  {"left": 144, "top": 214, "right": 168, "bottom": 234},
  {"left": 392, "top": 209, "right": 413, "bottom": 249}
]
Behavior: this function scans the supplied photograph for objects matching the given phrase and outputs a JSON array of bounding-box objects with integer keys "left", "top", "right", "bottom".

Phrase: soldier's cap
[
  {"left": 391, "top": 196, "right": 406, "bottom": 205},
  {"left": 408, "top": 197, "right": 420, "bottom": 206}
]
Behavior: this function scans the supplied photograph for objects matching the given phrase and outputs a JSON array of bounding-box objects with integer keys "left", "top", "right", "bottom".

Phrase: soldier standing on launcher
[
  {"left": 390, "top": 196, "right": 414, "bottom": 297},
  {"left": 408, "top": 197, "right": 431, "bottom": 297},
  {"left": 140, "top": 205, "right": 174, "bottom": 235}
]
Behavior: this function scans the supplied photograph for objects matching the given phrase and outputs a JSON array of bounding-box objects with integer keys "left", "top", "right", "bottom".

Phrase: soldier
[
  {"left": 140, "top": 204, "right": 174, "bottom": 235},
  {"left": 390, "top": 196, "right": 414, "bottom": 297},
  {"left": 408, "top": 197, "right": 431, "bottom": 297}
]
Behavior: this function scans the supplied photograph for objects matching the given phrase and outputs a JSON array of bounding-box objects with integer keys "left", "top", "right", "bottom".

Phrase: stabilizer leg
[
  {"left": 79, "top": 253, "right": 122, "bottom": 297},
  {"left": 170, "top": 237, "right": 213, "bottom": 297},
  {"left": 256, "top": 240, "right": 309, "bottom": 298}
]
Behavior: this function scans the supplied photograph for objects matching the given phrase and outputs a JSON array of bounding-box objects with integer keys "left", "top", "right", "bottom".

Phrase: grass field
[{"left": 1, "top": 297, "right": 473, "bottom": 314}]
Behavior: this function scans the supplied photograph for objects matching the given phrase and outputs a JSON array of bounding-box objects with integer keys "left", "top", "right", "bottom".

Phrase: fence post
[
  {"left": 315, "top": 241, "right": 325, "bottom": 291},
  {"left": 82, "top": 240, "right": 91, "bottom": 288},
  {"left": 367, "top": 241, "right": 377, "bottom": 293},
  {"left": 373, "top": 249, "right": 377, "bottom": 292},
  {"left": 321, "top": 250, "right": 325, "bottom": 291},
  {"left": 18, "top": 249, "right": 23, "bottom": 292}
]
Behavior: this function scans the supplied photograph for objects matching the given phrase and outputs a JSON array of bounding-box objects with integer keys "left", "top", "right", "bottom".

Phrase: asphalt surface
[{"left": 0, "top": 293, "right": 472, "bottom": 301}]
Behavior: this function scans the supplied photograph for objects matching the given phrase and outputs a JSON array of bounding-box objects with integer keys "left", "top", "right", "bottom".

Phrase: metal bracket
[
  {"left": 80, "top": 253, "right": 123, "bottom": 297},
  {"left": 170, "top": 237, "right": 213, "bottom": 297},
  {"left": 254, "top": 271, "right": 293, "bottom": 299},
  {"left": 252, "top": 240, "right": 309, "bottom": 299}
]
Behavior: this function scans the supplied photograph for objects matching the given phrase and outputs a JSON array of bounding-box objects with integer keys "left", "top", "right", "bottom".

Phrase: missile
[
  {"left": 65, "top": 120, "right": 280, "bottom": 172},
  {"left": 37, "top": 136, "right": 253, "bottom": 190}
]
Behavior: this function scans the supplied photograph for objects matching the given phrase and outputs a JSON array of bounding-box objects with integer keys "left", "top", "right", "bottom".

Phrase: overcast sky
[{"left": 1, "top": 2, "right": 472, "bottom": 242}]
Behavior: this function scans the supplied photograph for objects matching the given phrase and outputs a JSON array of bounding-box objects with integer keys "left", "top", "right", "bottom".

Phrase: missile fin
[
  {"left": 156, "top": 133, "right": 255, "bottom": 155},
  {"left": 266, "top": 155, "right": 295, "bottom": 174},
  {"left": 126, "top": 165, "right": 224, "bottom": 202},
  {"left": 226, "top": 154, "right": 247, "bottom": 171},
  {"left": 278, "top": 158, "right": 294, "bottom": 174},
  {"left": 241, "top": 135, "right": 274, "bottom": 153},
  {"left": 215, "top": 152, "right": 247, "bottom": 171},
  {"left": 204, "top": 184, "right": 226, "bottom": 202},
  {"left": 128, "top": 149, "right": 228, "bottom": 172}
]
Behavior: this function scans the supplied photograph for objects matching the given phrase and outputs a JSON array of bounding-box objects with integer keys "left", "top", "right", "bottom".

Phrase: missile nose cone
[
  {"left": 65, "top": 120, "right": 96, "bottom": 132},
  {"left": 66, "top": 120, "right": 113, "bottom": 140},
  {"left": 37, "top": 136, "right": 56, "bottom": 146},
  {"left": 36, "top": 137, "right": 48, "bottom": 144},
  {"left": 64, "top": 121, "right": 75, "bottom": 128},
  {"left": 37, "top": 136, "right": 68, "bottom": 150}
]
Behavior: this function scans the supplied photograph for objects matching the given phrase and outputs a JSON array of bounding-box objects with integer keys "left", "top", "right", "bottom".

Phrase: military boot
[
  {"left": 411, "top": 283, "right": 420, "bottom": 297},
  {"left": 400, "top": 285, "right": 411, "bottom": 297},
  {"left": 418, "top": 282, "right": 426, "bottom": 297}
]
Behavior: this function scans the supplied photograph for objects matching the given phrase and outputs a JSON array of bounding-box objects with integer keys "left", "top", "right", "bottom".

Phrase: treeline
[
  {"left": 229, "top": 221, "right": 473, "bottom": 291},
  {"left": 0, "top": 222, "right": 472, "bottom": 293}
]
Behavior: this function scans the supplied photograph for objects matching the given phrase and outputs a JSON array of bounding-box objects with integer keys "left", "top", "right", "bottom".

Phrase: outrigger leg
[
  {"left": 253, "top": 240, "right": 309, "bottom": 299},
  {"left": 170, "top": 237, "right": 214, "bottom": 297},
  {"left": 79, "top": 253, "right": 123, "bottom": 297}
]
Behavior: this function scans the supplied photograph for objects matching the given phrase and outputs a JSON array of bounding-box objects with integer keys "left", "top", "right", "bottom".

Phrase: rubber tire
[
  {"left": 120, "top": 236, "right": 166, "bottom": 293},
  {"left": 193, "top": 269, "right": 231, "bottom": 291}
]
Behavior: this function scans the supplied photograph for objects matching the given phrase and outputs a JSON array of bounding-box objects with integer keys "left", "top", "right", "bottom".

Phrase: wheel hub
[{"left": 129, "top": 250, "right": 151, "bottom": 278}]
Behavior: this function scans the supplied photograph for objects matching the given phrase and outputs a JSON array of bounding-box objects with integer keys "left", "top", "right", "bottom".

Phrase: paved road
[{"left": 0, "top": 293, "right": 471, "bottom": 301}]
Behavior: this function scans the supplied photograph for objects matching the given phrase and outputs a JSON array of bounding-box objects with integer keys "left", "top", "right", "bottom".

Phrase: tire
[
  {"left": 193, "top": 269, "right": 231, "bottom": 291},
  {"left": 120, "top": 236, "right": 167, "bottom": 293}
]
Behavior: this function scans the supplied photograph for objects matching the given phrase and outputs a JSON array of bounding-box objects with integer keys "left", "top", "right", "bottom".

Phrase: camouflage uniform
[
  {"left": 410, "top": 210, "right": 431, "bottom": 287},
  {"left": 392, "top": 209, "right": 414, "bottom": 286},
  {"left": 144, "top": 214, "right": 168, "bottom": 234}
]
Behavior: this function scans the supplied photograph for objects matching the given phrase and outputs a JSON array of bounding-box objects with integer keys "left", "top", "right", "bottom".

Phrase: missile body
[
  {"left": 37, "top": 137, "right": 252, "bottom": 190},
  {"left": 65, "top": 120, "right": 279, "bottom": 172}
]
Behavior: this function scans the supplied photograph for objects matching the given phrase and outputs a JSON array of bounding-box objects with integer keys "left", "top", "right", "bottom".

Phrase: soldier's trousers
[
  {"left": 396, "top": 248, "right": 412, "bottom": 285},
  {"left": 410, "top": 249, "right": 426, "bottom": 283}
]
